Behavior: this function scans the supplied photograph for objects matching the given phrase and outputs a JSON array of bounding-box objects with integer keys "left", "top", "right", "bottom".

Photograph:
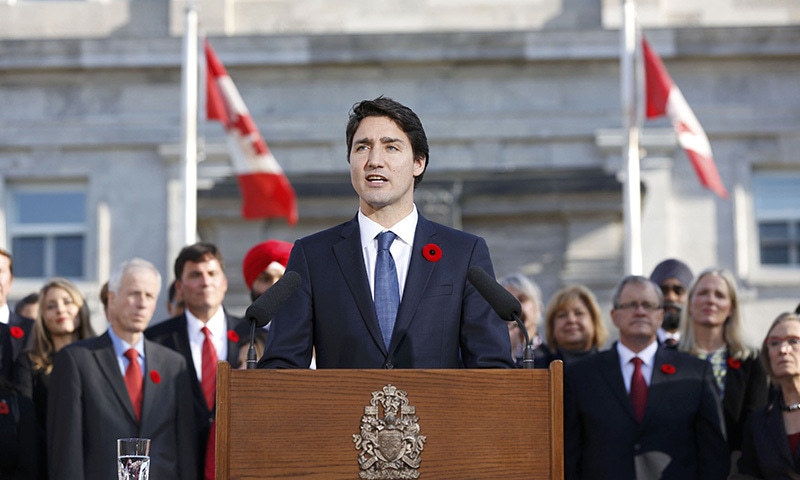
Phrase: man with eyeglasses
[
  {"left": 564, "top": 275, "right": 729, "bottom": 480},
  {"left": 649, "top": 258, "right": 693, "bottom": 347}
]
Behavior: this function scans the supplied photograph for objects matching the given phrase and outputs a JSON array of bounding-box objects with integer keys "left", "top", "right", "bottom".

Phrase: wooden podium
[{"left": 216, "top": 361, "right": 563, "bottom": 480}]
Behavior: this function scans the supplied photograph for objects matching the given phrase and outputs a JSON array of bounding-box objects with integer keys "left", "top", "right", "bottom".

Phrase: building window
[
  {"left": 753, "top": 171, "right": 800, "bottom": 267},
  {"left": 7, "top": 184, "right": 87, "bottom": 279}
]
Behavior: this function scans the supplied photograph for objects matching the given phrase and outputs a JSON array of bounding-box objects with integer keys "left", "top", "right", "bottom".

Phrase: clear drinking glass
[{"left": 117, "top": 437, "right": 151, "bottom": 480}]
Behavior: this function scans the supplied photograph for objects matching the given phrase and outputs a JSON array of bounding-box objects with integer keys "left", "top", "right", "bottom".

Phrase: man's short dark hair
[
  {"left": 168, "top": 280, "right": 178, "bottom": 304},
  {"left": 174, "top": 242, "right": 225, "bottom": 280},
  {"left": 14, "top": 292, "right": 38, "bottom": 316},
  {"left": 345, "top": 96, "right": 430, "bottom": 188}
]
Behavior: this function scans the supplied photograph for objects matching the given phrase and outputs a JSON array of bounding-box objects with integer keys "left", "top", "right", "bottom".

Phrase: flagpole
[
  {"left": 181, "top": 1, "right": 199, "bottom": 246},
  {"left": 621, "top": 0, "right": 643, "bottom": 275}
]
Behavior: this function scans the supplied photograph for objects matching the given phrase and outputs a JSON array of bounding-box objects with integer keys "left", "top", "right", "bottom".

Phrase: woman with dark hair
[
  {"left": 736, "top": 312, "right": 800, "bottom": 479},
  {"left": 13, "top": 278, "right": 95, "bottom": 480}
]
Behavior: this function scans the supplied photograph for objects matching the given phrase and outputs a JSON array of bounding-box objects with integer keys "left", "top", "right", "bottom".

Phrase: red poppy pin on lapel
[
  {"left": 422, "top": 244, "right": 442, "bottom": 262},
  {"left": 0, "top": 401, "right": 8, "bottom": 415},
  {"left": 661, "top": 364, "right": 676, "bottom": 375},
  {"left": 9, "top": 326, "right": 24, "bottom": 339},
  {"left": 727, "top": 357, "right": 742, "bottom": 370},
  {"left": 150, "top": 371, "right": 161, "bottom": 384},
  {"left": 227, "top": 330, "right": 240, "bottom": 343}
]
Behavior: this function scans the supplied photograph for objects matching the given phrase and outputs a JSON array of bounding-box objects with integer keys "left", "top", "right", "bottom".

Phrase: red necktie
[
  {"left": 201, "top": 327, "right": 218, "bottom": 480},
  {"left": 124, "top": 348, "right": 143, "bottom": 421},
  {"left": 201, "top": 326, "right": 218, "bottom": 410},
  {"left": 630, "top": 357, "right": 648, "bottom": 422}
]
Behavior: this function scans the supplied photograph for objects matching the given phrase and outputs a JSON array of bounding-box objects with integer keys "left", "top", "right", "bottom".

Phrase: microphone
[
  {"left": 244, "top": 270, "right": 301, "bottom": 369},
  {"left": 467, "top": 266, "right": 521, "bottom": 322},
  {"left": 467, "top": 266, "right": 535, "bottom": 369}
]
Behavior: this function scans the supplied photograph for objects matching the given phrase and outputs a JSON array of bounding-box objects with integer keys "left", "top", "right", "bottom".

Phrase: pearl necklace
[{"left": 780, "top": 401, "right": 800, "bottom": 412}]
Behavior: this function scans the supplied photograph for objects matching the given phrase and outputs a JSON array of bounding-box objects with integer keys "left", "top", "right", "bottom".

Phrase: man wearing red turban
[{"left": 242, "top": 240, "right": 293, "bottom": 302}]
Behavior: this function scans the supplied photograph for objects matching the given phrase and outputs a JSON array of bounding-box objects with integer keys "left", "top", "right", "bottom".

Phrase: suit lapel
[
  {"left": 723, "top": 359, "right": 745, "bottom": 419},
  {"left": 171, "top": 317, "right": 207, "bottom": 414},
  {"left": 764, "top": 403, "right": 796, "bottom": 466},
  {"left": 389, "top": 216, "right": 436, "bottom": 353},
  {"left": 600, "top": 347, "right": 639, "bottom": 423},
  {"left": 333, "top": 217, "right": 387, "bottom": 353},
  {"left": 172, "top": 317, "right": 199, "bottom": 381},
  {"left": 223, "top": 313, "right": 240, "bottom": 366},
  {"left": 93, "top": 333, "right": 139, "bottom": 424},
  {"left": 140, "top": 340, "right": 159, "bottom": 430},
  {"left": 645, "top": 347, "right": 677, "bottom": 425}
]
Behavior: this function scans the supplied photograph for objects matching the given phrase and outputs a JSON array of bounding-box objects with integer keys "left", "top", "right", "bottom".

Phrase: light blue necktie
[{"left": 374, "top": 231, "right": 399, "bottom": 349}]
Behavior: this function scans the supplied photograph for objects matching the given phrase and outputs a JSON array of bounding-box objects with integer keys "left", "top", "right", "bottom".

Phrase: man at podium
[{"left": 258, "top": 96, "right": 514, "bottom": 370}]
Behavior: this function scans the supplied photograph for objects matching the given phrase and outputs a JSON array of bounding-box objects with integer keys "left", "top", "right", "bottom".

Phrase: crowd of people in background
[
  {"left": 2, "top": 241, "right": 795, "bottom": 479},
  {"left": 1, "top": 95, "right": 798, "bottom": 480},
  {"left": 0, "top": 240, "right": 291, "bottom": 480}
]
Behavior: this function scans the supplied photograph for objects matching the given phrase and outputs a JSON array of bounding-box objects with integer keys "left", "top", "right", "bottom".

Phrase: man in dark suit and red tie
[
  {"left": 47, "top": 258, "right": 196, "bottom": 480},
  {"left": 258, "top": 96, "right": 513, "bottom": 370},
  {"left": 564, "top": 275, "right": 729, "bottom": 480},
  {"left": 145, "top": 242, "right": 244, "bottom": 480}
]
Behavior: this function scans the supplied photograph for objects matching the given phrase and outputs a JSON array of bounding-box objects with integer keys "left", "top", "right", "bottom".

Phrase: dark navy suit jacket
[
  {"left": 258, "top": 214, "right": 514, "bottom": 369},
  {"left": 737, "top": 398, "right": 800, "bottom": 480},
  {"left": 144, "top": 311, "right": 243, "bottom": 478},
  {"left": 7, "top": 313, "right": 34, "bottom": 364},
  {"left": 47, "top": 333, "right": 196, "bottom": 480},
  {"left": 723, "top": 353, "right": 769, "bottom": 452},
  {"left": 564, "top": 344, "right": 730, "bottom": 480}
]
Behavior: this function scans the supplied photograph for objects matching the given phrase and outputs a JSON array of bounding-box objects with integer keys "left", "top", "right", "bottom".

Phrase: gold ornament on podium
[{"left": 353, "top": 384, "right": 426, "bottom": 479}]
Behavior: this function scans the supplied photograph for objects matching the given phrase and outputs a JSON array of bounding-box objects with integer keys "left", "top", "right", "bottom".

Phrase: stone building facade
[{"left": 0, "top": 0, "right": 798, "bottom": 341}]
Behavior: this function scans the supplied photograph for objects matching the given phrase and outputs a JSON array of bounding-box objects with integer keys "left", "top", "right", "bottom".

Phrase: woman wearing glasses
[
  {"left": 678, "top": 268, "right": 768, "bottom": 461},
  {"left": 736, "top": 312, "right": 800, "bottom": 479}
]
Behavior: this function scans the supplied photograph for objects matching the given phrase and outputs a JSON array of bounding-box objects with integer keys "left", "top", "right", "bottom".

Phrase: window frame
[
  {"left": 6, "top": 182, "right": 88, "bottom": 280},
  {"left": 742, "top": 168, "right": 800, "bottom": 286}
]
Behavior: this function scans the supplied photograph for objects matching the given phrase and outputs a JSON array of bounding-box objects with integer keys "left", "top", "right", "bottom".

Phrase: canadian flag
[
  {"left": 642, "top": 37, "right": 728, "bottom": 199},
  {"left": 205, "top": 39, "right": 298, "bottom": 223}
]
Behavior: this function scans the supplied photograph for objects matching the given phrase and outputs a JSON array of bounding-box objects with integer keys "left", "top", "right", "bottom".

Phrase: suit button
[{"left": 384, "top": 362, "right": 394, "bottom": 370}]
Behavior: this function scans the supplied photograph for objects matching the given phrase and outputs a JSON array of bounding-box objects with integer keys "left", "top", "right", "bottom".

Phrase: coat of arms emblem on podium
[{"left": 353, "top": 384, "right": 426, "bottom": 479}]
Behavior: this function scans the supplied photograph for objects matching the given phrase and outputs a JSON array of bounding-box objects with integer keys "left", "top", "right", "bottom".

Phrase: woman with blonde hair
[
  {"left": 13, "top": 277, "right": 95, "bottom": 480},
  {"left": 736, "top": 312, "right": 800, "bottom": 479},
  {"left": 535, "top": 284, "right": 608, "bottom": 368},
  {"left": 499, "top": 273, "right": 544, "bottom": 366},
  {"left": 678, "top": 267, "right": 768, "bottom": 456}
]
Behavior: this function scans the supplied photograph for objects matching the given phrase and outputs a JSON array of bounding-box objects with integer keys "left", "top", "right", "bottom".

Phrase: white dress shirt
[
  {"left": 358, "top": 205, "right": 418, "bottom": 300},
  {"left": 186, "top": 307, "right": 228, "bottom": 381}
]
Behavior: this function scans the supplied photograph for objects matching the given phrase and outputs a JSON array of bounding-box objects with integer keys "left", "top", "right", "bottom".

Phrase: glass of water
[{"left": 117, "top": 437, "right": 151, "bottom": 480}]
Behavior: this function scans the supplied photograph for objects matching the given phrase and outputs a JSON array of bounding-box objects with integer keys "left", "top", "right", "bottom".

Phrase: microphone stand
[
  {"left": 246, "top": 320, "right": 258, "bottom": 370},
  {"left": 511, "top": 312, "right": 536, "bottom": 369}
]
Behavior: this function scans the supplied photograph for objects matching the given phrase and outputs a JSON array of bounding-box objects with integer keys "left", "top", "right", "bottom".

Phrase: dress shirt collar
[
  {"left": 617, "top": 339, "right": 658, "bottom": 367},
  {"left": 186, "top": 306, "right": 227, "bottom": 343},
  {"left": 107, "top": 326, "right": 145, "bottom": 360},
  {"left": 358, "top": 205, "right": 418, "bottom": 248},
  {"left": 0, "top": 303, "right": 9, "bottom": 324}
]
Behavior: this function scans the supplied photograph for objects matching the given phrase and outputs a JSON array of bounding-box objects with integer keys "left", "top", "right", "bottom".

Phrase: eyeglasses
[
  {"left": 660, "top": 284, "right": 685, "bottom": 296},
  {"left": 615, "top": 301, "right": 662, "bottom": 312},
  {"left": 766, "top": 336, "right": 800, "bottom": 350}
]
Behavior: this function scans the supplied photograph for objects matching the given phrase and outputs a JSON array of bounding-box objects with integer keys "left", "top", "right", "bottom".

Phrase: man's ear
[{"left": 413, "top": 156, "right": 426, "bottom": 176}]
